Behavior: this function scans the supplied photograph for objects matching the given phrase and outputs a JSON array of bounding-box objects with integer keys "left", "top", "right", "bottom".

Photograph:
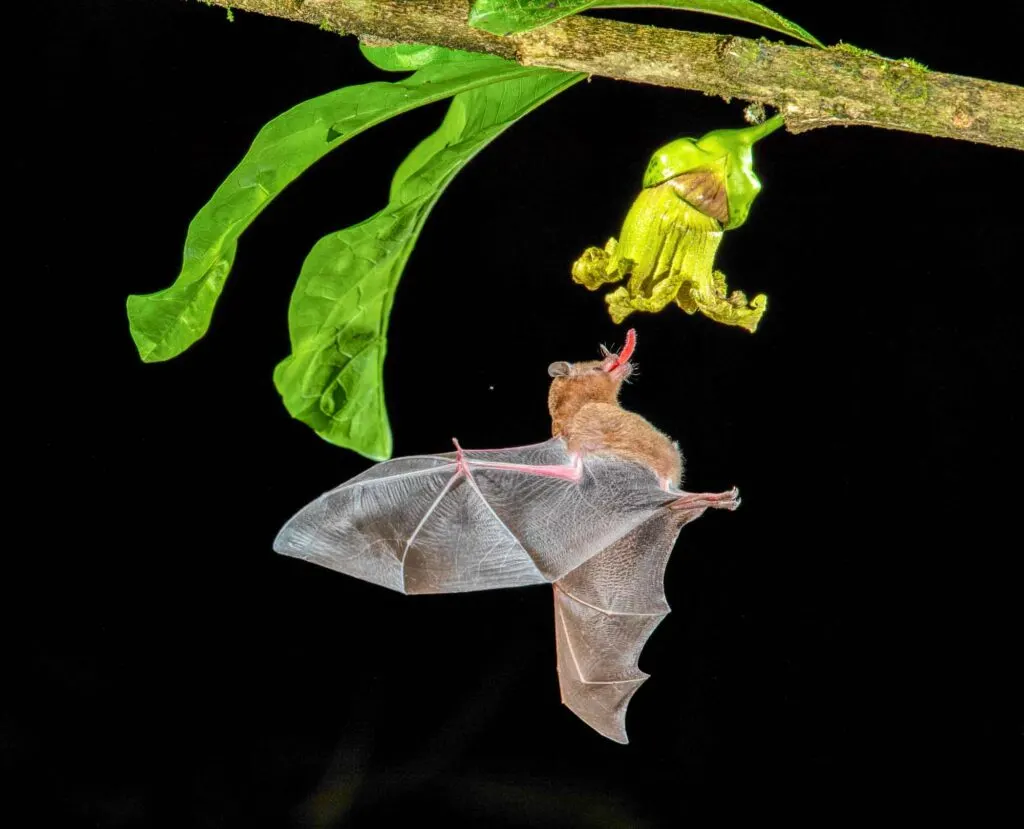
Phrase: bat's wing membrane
[
  {"left": 274, "top": 438, "right": 672, "bottom": 595},
  {"left": 553, "top": 508, "right": 705, "bottom": 743},
  {"left": 453, "top": 442, "right": 675, "bottom": 580},
  {"left": 274, "top": 452, "right": 548, "bottom": 594}
]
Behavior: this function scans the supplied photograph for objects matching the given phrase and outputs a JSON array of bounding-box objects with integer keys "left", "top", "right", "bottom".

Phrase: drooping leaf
[
  {"left": 127, "top": 51, "right": 541, "bottom": 362},
  {"left": 469, "top": 0, "right": 823, "bottom": 47},
  {"left": 273, "top": 70, "right": 584, "bottom": 460}
]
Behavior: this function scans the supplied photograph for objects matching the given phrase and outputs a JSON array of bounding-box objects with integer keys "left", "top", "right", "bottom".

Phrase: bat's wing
[
  {"left": 274, "top": 438, "right": 673, "bottom": 595},
  {"left": 275, "top": 437, "right": 729, "bottom": 743},
  {"left": 553, "top": 507, "right": 707, "bottom": 743}
]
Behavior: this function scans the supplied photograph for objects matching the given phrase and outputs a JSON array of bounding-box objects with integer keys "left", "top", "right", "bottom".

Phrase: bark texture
[{"left": 203, "top": 0, "right": 1023, "bottom": 150}]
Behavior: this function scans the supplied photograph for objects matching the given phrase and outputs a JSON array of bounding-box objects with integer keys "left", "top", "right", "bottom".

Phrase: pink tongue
[{"left": 606, "top": 329, "right": 637, "bottom": 371}]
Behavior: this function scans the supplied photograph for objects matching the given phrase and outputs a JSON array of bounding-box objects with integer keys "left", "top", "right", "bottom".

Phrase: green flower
[{"left": 573, "top": 115, "right": 783, "bottom": 333}]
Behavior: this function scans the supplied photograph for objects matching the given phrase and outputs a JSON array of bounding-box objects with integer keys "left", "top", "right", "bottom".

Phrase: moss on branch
[{"left": 197, "top": 0, "right": 1023, "bottom": 150}]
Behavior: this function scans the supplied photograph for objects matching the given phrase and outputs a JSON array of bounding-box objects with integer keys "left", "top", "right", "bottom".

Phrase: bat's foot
[{"left": 669, "top": 486, "right": 740, "bottom": 512}]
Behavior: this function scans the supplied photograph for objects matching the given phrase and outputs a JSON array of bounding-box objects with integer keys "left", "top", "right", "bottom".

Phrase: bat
[{"left": 274, "top": 329, "right": 739, "bottom": 743}]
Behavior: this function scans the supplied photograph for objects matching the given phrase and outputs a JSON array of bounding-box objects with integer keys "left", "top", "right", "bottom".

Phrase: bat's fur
[{"left": 548, "top": 357, "right": 683, "bottom": 488}]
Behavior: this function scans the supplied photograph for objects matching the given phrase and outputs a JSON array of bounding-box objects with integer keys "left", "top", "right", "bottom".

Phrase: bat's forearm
[{"left": 456, "top": 448, "right": 584, "bottom": 483}]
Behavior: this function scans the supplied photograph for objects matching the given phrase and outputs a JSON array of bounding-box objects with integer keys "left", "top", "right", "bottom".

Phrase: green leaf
[
  {"left": 273, "top": 69, "right": 584, "bottom": 460},
  {"left": 358, "top": 42, "right": 471, "bottom": 71},
  {"left": 469, "top": 0, "right": 823, "bottom": 47},
  {"left": 127, "top": 51, "right": 540, "bottom": 363}
]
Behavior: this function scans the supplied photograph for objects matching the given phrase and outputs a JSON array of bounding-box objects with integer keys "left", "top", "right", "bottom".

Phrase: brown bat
[{"left": 274, "top": 330, "right": 739, "bottom": 743}]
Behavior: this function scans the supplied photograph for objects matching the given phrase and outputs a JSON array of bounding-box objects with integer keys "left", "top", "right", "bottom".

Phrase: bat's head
[{"left": 547, "top": 330, "right": 636, "bottom": 430}]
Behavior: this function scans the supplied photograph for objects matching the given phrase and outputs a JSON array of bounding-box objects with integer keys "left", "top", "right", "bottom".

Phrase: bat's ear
[{"left": 548, "top": 361, "right": 572, "bottom": 378}]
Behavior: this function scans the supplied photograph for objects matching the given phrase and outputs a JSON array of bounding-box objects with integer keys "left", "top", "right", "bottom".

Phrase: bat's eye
[{"left": 548, "top": 361, "right": 571, "bottom": 378}]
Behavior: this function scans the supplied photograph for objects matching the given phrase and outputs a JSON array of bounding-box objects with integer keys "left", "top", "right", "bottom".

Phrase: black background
[{"left": 26, "top": 1, "right": 1021, "bottom": 824}]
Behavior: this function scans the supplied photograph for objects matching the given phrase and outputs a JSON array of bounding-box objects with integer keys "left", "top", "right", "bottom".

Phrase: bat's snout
[
  {"left": 601, "top": 329, "right": 637, "bottom": 380},
  {"left": 609, "top": 360, "right": 634, "bottom": 382}
]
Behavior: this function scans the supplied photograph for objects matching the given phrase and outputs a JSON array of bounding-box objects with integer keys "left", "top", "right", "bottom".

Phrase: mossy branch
[{"left": 200, "top": 0, "right": 1022, "bottom": 150}]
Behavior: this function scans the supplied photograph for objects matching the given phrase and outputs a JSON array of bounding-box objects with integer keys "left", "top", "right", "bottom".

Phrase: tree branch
[{"left": 205, "top": 0, "right": 1023, "bottom": 151}]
